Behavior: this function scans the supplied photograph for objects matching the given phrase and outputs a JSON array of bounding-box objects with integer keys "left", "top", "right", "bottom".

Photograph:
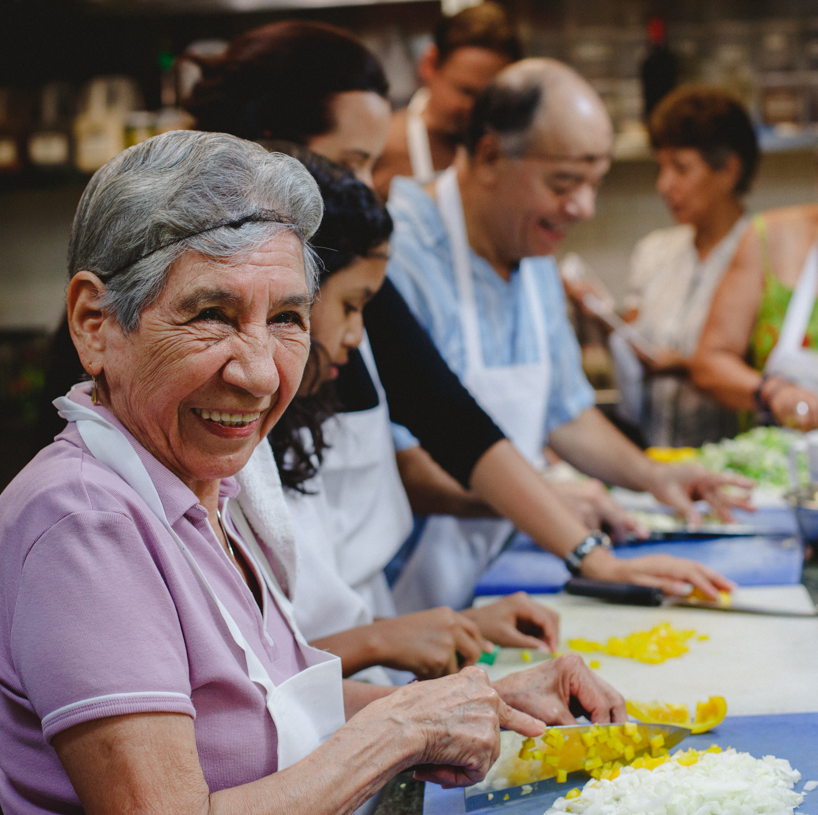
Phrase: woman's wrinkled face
[
  {"left": 307, "top": 244, "right": 389, "bottom": 386},
  {"left": 99, "top": 233, "right": 312, "bottom": 491},
  {"left": 306, "top": 90, "right": 391, "bottom": 188},
  {"left": 655, "top": 147, "right": 739, "bottom": 227}
]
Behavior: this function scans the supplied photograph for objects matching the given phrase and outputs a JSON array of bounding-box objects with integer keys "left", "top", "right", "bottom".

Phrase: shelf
[
  {"left": 84, "top": 0, "right": 425, "bottom": 11},
  {"left": 0, "top": 169, "right": 91, "bottom": 194}
]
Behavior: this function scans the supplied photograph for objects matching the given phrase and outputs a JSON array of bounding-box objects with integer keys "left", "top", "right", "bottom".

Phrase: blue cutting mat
[
  {"left": 474, "top": 534, "right": 804, "bottom": 597},
  {"left": 423, "top": 713, "right": 818, "bottom": 814}
]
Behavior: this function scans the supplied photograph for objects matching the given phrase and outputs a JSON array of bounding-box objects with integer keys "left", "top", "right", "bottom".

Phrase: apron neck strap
[
  {"left": 407, "top": 88, "right": 434, "bottom": 183},
  {"left": 435, "top": 167, "right": 549, "bottom": 372}
]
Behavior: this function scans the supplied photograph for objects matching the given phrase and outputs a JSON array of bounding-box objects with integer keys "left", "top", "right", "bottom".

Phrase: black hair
[
  {"left": 434, "top": 1, "right": 522, "bottom": 65},
  {"left": 649, "top": 85, "right": 759, "bottom": 196},
  {"left": 465, "top": 76, "right": 541, "bottom": 156},
  {"left": 184, "top": 21, "right": 389, "bottom": 143},
  {"left": 267, "top": 145, "right": 393, "bottom": 492}
]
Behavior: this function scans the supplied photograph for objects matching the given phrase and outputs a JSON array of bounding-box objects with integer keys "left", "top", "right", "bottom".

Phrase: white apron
[
  {"left": 392, "top": 167, "right": 552, "bottom": 612},
  {"left": 318, "top": 335, "right": 414, "bottom": 619},
  {"left": 54, "top": 388, "right": 345, "bottom": 772},
  {"left": 765, "top": 239, "right": 818, "bottom": 392},
  {"left": 406, "top": 88, "right": 435, "bottom": 184}
]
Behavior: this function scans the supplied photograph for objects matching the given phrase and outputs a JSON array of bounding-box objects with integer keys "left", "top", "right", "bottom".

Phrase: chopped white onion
[
  {"left": 544, "top": 750, "right": 803, "bottom": 815},
  {"left": 804, "top": 780, "right": 818, "bottom": 792}
]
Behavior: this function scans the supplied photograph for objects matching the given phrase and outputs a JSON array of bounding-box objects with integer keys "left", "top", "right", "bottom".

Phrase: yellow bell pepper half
[{"left": 625, "top": 696, "right": 727, "bottom": 734}]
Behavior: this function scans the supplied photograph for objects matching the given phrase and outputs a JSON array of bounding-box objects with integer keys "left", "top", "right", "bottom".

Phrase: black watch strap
[{"left": 564, "top": 533, "right": 612, "bottom": 576}]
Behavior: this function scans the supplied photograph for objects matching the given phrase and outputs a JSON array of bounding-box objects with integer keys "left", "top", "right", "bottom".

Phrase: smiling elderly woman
[{"left": 0, "top": 130, "right": 564, "bottom": 815}]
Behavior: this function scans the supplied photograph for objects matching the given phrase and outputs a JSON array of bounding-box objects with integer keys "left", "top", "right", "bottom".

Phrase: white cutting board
[{"left": 475, "top": 585, "right": 818, "bottom": 716}]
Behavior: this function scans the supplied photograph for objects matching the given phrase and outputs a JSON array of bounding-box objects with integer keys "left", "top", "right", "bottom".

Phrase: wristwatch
[{"left": 564, "top": 532, "right": 612, "bottom": 576}]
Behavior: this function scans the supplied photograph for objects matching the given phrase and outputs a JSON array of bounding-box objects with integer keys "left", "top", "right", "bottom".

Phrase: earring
[{"left": 91, "top": 375, "right": 99, "bottom": 405}]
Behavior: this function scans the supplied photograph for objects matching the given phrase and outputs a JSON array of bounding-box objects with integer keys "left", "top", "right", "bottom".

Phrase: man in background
[
  {"left": 386, "top": 57, "right": 749, "bottom": 613},
  {"left": 372, "top": 2, "right": 521, "bottom": 200}
]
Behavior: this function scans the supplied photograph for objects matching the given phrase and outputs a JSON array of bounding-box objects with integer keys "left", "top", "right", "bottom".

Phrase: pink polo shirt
[{"left": 0, "top": 390, "right": 307, "bottom": 814}]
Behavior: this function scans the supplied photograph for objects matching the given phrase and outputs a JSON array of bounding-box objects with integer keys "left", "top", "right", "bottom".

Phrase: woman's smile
[{"left": 192, "top": 407, "right": 264, "bottom": 432}]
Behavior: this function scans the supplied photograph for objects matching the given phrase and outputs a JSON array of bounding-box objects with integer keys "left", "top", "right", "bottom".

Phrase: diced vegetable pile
[
  {"left": 545, "top": 748, "right": 804, "bottom": 814},
  {"left": 470, "top": 698, "right": 728, "bottom": 795},
  {"left": 568, "top": 622, "right": 696, "bottom": 664}
]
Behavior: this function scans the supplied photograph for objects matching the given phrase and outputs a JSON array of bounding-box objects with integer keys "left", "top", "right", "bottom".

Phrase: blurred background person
[
  {"left": 692, "top": 198, "right": 818, "bottom": 431},
  {"left": 372, "top": 2, "right": 521, "bottom": 200},
  {"left": 613, "top": 86, "right": 759, "bottom": 447}
]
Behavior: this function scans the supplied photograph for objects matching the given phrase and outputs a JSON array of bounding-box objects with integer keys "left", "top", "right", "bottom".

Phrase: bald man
[{"left": 386, "top": 58, "right": 750, "bottom": 613}]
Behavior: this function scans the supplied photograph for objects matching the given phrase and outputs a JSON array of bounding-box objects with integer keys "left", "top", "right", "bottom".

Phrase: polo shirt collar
[{"left": 60, "top": 384, "right": 239, "bottom": 527}]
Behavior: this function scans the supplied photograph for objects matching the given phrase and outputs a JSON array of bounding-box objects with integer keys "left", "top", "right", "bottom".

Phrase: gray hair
[{"left": 68, "top": 130, "right": 323, "bottom": 333}]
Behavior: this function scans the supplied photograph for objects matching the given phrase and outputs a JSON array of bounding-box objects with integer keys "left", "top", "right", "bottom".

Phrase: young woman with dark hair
[{"left": 237, "top": 148, "right": 561, "bottom": 680}]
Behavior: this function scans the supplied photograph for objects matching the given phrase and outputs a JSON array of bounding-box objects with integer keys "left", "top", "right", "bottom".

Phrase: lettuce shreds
[{"left": 696, "top": 427, "right": 800, "bottom": 489}]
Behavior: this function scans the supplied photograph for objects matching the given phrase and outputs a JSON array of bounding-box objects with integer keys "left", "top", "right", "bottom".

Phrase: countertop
[{"left": 376, "top": 581, "right": 818, "bottom": 815}]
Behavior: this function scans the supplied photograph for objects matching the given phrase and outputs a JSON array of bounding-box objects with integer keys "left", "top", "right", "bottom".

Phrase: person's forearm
[
  {"left": 396, "top": 446, "right": 495, "bottom": 518},
  {"left": 689, "top": 349, "right": 761, "bottom": 411},
  {"left": 55, "top": 708, "right": 416, "bottom": 815},
  {"left": 468, "top": 440, "right": 590, "bottom": 558},
  {"left": 211, "top": 699, "right": 417, "bottom": 815},
  {"left": 310, "top": 625, "right": 394, "bottom": 679},
  {"left": 342, "top": 679, "right": 397, "bottom": 719},
  {"left": 548, "top": 408, "right": 657, "bottom": 493}
]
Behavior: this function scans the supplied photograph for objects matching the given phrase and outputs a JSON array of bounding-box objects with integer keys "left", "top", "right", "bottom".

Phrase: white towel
[{"left": 235, "top": 438, "right": 299, "bottom": 598}]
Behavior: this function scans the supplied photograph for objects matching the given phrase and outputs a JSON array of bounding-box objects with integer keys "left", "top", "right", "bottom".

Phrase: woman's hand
[
  {"left": 768, "top": 380, "right": 818, "bottom": 430},
  {"left": 391, "top": 667, "right": 544, "bottom": 787},
  {"left": 372, "top": 608, "right": 492, "bottom": 679},
  {"left": 461, "top": 592, "right": 559, "bottom": 653},
  {"left": 550, "top": 479, "right": 647, "bottom": 540},
  {"left": 492, "top": 653, "right": 626, "bottom": 726},
  {"left": 580, "top": 545, "right": 735, "bottom": 599},
  {"left": 647, "top": 461, "right": 754, "bottom": 524}
]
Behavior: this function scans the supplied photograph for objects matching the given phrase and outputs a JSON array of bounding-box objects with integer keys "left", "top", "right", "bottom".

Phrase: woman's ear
[
  {"left": 66, "top": 272, "right": 110, "bottom": 377},
  {"left": 722, "top": 153, "right": 744, "bottom": 195}
]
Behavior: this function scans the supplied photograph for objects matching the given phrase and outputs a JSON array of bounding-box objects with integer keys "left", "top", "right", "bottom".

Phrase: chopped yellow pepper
[
  {"left": 626, "top": 696, "right": 727, "bottom": 734},
  {"left": 645, "top": 446, "right": 698, "bottom": 463},
  {"left": 568, "top": 623, "right": 697, "bottom": 664}
]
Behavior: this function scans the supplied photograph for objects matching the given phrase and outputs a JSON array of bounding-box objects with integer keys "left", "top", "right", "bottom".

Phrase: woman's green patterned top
[{"left": 748, "top": 213, "right": 818, "bottom": 370}]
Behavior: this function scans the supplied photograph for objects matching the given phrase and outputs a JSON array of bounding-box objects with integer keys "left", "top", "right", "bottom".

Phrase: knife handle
[{"left": 565, "top": 578, "right": 664, "bottom": 606}]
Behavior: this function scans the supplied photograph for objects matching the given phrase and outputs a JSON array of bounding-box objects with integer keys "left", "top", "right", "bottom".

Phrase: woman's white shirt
[
  {"left": 617, "top": 217, "right": 749, "bottom": 446},
  {"left": 629, "top": 218, "right": 748, "bottom": 356}
]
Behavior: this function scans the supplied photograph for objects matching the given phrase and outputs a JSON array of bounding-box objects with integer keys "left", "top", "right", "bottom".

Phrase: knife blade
[
  {"left": 463, "top": 722, "right": 688, "bottom": 811},
  {"left": 564, "top": 578, "right": 818, "bottom": 617}
]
